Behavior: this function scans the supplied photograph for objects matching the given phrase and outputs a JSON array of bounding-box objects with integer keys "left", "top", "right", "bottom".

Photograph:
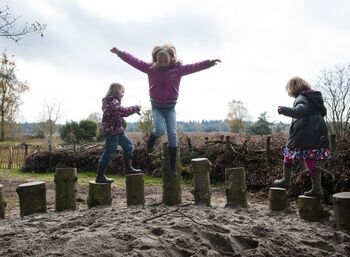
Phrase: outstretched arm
[
  {"left": 278, "top": 99, "right": 310, "bottom": 119},
  {"left": 180, "top": 59, "right": 221, "bottom": 76},
  {"left": 110, "top": 46, "right": 151, "bottom": 73},
  {"left": 115, "top": 105, "right": 141, "bottom": 117}
]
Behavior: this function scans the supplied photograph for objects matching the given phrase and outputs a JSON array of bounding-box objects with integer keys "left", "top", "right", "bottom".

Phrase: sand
[{"left": 0, "top": 182, "right": 349, "bottom": 257}]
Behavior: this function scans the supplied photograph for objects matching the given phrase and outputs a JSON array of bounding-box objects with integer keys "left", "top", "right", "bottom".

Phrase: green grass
[{"left": 0, "top": 169, "right": 165, "bottom": 187}]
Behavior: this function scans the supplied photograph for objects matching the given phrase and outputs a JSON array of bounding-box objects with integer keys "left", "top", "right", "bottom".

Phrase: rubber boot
[
  {"left": 304, "top": 168, "right": 324, "bottom": 198},
  {"left": 168, "top": 146, "right": 178, "bottom": 176},
  {"left": 273, "top": 164, "right": 292, "bottom": 188},
  {"left": 95, "top": 162, "right": 114, "bottom": 183},
  {"left": 123, "top": 155, "right": 142, "bottom": 175},
  {"left": 146, "top": 133, "right": 158, "bottom": 154}
]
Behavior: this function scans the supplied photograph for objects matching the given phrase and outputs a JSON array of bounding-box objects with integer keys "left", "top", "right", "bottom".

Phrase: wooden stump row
[{"left": 2, "top": 158, "right": 350, "bottom": 233}]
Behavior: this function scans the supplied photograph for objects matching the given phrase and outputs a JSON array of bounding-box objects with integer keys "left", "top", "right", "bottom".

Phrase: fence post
[
  {"left": 8, "top": 145, "right": 13, "bottom": 170},
  {"left": 266, "top": 136, "right": 271, "bottom": 164}
]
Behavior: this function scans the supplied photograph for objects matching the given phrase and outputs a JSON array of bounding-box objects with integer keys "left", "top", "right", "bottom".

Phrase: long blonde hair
[
  {"left": 106, "top": 82, "right": 124, "bottom": 97},
  {"left": 286, "top": 76, "right": 311, "bottom": 98}
]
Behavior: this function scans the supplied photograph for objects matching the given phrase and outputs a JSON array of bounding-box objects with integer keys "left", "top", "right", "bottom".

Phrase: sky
[{"left": 2, "top": 0, "right": 350, "bottom": 124}]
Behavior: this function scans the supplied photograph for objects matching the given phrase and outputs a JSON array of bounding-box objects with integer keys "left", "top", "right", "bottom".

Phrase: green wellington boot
[
  {"left": 273, "top": 164, "right": 292, "bottom": 189},
  {"left": 304, "top": 168, "right": 324, "bottom": 198}
]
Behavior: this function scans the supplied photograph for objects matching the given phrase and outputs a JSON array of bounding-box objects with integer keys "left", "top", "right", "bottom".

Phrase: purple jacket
[
  {"left": 101, "top": 95, "right": 140, "bottom": 135},
  {"left": 118, "top": 51, "right": 213, "bottom": 105}
]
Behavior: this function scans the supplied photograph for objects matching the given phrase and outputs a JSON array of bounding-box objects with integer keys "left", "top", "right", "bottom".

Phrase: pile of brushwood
[{"left": 21, "top": 134, "right": 350, "bottom": 203}]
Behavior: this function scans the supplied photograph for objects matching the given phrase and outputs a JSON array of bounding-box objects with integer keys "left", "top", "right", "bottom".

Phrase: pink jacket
[{"left": 118, "top": 51, "right": 213, "bottom": 105}]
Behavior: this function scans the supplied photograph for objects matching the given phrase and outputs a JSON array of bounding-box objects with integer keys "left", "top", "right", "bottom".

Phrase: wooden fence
[{"left": 0, "top": 145, "right": 38, "bottom": 170}]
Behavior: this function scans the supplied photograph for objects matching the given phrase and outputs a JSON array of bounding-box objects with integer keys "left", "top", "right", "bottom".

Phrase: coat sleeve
[
  {"left": 118, "top": 51, "right": 151, "bottom": 73},
  {"left": 278, "top": 98, "right": 312, "bottom": 118},
  {"left": 103, "top": 98, "right": 140, "bottom": 117},
  {"left": 179, "top": 60, "right": 212, "bottom": 76},
  {"left": 115, "top": 105, "right": 140, "bottom": 117}
]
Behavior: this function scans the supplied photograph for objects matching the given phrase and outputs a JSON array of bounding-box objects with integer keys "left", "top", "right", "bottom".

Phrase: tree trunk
[
  {"left": 126, "top": 173, "right": 145, "bottom": 206},
  {"left": 0, "top": 184, "right": 6, "bottom": 219},
  {"left": 298, "top": 195, "right": 323, "bottom": 222},
  {"left": 225, "top": 167, "right": 248, "bottom": 208},
  {"left": 87, "top": 181, "right": 112, "bottom": 208},
  {"left": 16, "top": 181, "right": 47, "bottom": 217},
  {"left": 162, "top": 142, "right": 181, "bottom": 206},
  {"left": 191, "top": 158, "right": 211, "bottom": 206},
  {"left": 268, "top": 187, "right": 289, "bottom": 211},
  {"left": 54, "top": 168, "right": 78, "bottom": 211},
  {"left": 332, "top": 192, "right": 350, "bottom": 231}
]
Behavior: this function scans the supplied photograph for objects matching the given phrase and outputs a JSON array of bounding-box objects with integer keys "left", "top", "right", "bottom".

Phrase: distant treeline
[{"left": 18, "top": 120, "right": 290, "bottom": 135}]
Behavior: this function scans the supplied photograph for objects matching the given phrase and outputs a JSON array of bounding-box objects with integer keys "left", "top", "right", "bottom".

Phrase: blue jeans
[
  {"left": 99, "top": 133, "right": 134, "bottom": 165},
  {"left": 152, "top": 106, "right": 178, "bottom": 147}
]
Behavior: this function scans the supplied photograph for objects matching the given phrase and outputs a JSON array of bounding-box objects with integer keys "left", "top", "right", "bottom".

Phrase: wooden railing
[{"left": 0, "top": 144, "right": 38, "bottom": 170}]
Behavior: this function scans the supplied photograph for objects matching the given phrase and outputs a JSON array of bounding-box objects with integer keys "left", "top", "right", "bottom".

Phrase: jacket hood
[{"left": 300, "top": 91, "right": 327, "bottom": 116}]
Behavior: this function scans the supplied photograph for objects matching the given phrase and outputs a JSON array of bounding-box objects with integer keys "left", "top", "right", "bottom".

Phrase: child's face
[
  {"left": 117, "top": 87, "right": 125, "bottom": 98},
  {"left": 156, "top": 53, "right": 170, "bottom": 68}
]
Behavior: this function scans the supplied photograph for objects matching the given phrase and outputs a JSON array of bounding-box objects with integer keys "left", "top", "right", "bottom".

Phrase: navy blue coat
[{"left": 279, "top": 91, "right": 329, "bottom": 149}]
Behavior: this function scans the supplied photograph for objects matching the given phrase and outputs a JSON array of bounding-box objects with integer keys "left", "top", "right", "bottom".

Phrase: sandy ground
[{"left": 0, "top": 179, "right": 349, "bottom": 257}]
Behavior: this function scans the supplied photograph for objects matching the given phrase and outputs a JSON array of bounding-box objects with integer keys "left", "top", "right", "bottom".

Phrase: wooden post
[
  {"left": 0, "top": 184, "right": 6, "bottom": 219},
  {"left": 8, "top": 145, "right": 13, "bottom": 169},
  {"left": 225, "top": 167, "right": 248, "bottom": 208},
  {"left": 24, "top": 144, "right": 29, "bottom": 159},
  {"left": 16, "top": 181, "right": 47, "bottom": 217},
  {"left": 126, "top": 173, "right": 145, "bottom": 206},
  {"left": 330, "top": 134, "right": 336, "bottom": 151},
  {"left": 162, "top": 142, "right": 182, "bottom": 206},
  {"left": 191, "top": 158, "right": 211, "bottom": 206},
  {"left": 269, "top": 187, "right": 289, "bottom": 211},
  {"left": 54, "top": 168, "right": 78, "bottom": 211},
  {"left": 87, "top": 181, "right": 112, "bottom": 208},
  {"left": 186, "top": 136, "right": 192, "bottom": 152},
  {"left": 266, "top": 136, "right": 271, "bottom": 164},
  {"left": 298, "top": 195, "right": 323, "bottom": 222},
  {"left": 332, "top": 192, "right": 350, "bottom": 231}
]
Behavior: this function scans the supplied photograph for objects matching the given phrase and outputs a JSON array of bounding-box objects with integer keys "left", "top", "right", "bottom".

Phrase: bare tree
[
  {"left": 87, "top": 112, "right": 102, "bottom": 123},
  {"left": 0, "top": 52, "right": 29, "bottom": 141},
  {"left": 0, "top": 4, "right": 46, "bottom": 42},
  {"left": 227, "top": 99, "right": 249, "bottom": 133},
  {"left": 39, "top": 100, "right": 62, "bottom": 151},
  {"left": 315, "top": 64, "right": 350, "bottom": 141}
]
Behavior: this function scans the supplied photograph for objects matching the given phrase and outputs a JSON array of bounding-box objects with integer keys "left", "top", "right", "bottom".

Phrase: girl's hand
[
  {"left": 110, "top": 47, "right": 120, "bottom": 55},
  {"left": 211, "top": 59, "right": 221, "bottom": 65},
  {"left": 277, "top": 106, "right": 283, "bottom": 114}
]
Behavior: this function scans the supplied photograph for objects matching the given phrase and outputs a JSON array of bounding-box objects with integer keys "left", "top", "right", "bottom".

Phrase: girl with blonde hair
[
  {"left": 111, "top": 44, "right": 220, "bottom": 175},
  {"left": 274, "top": 76, "right": 330, "bottom": 198},
  {"left": 96, "top": 82, "right": 141, "bottom": 183}
]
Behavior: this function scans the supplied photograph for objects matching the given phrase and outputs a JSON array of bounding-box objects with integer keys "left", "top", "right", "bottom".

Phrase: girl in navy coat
[{"left": 274, "top": 76, "right": 330, "bottom": 198}]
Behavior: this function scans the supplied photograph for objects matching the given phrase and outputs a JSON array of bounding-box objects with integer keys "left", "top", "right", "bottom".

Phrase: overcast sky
[{"left": 2, "top": 0, "right": 350, "bottom": 124}]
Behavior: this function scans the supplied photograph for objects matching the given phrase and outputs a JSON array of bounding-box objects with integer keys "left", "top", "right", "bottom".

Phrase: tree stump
[
  {"left": 126, "top": 173, "right": 145, "bottom": 206},
  {"left": 298, "top": 195, "right": 323, "bottom": 222},
  {"left": 332, "top": 192, "right": 350, "bottom": 231},
  {"left": 162, "top": 142, "right": 181, "bottom": 206},
  {"left": 54, "top": 168, "right": 78, "bottom": 211},
  {"left": 269, "top": 187, "right": 289, "bottom": 211},
  {"left": 225, "top": 167, "right": 248, "bottom": 208},
  {"left": 0, "top": 184, "right": 6, "bottom": 219},
  {"left": 87, "top": 181, "right": 112, "bottom": 208},
  {"left": 191, "top": 158, "right": 211, "bottom": 206},
  {"left": 16, "top": 181, "right": 47, "bottom": 217}
]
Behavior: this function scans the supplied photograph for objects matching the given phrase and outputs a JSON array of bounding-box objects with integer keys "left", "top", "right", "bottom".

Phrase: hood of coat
[{"left": 300, "top": 90, "right": 327, "bottom": 117}]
